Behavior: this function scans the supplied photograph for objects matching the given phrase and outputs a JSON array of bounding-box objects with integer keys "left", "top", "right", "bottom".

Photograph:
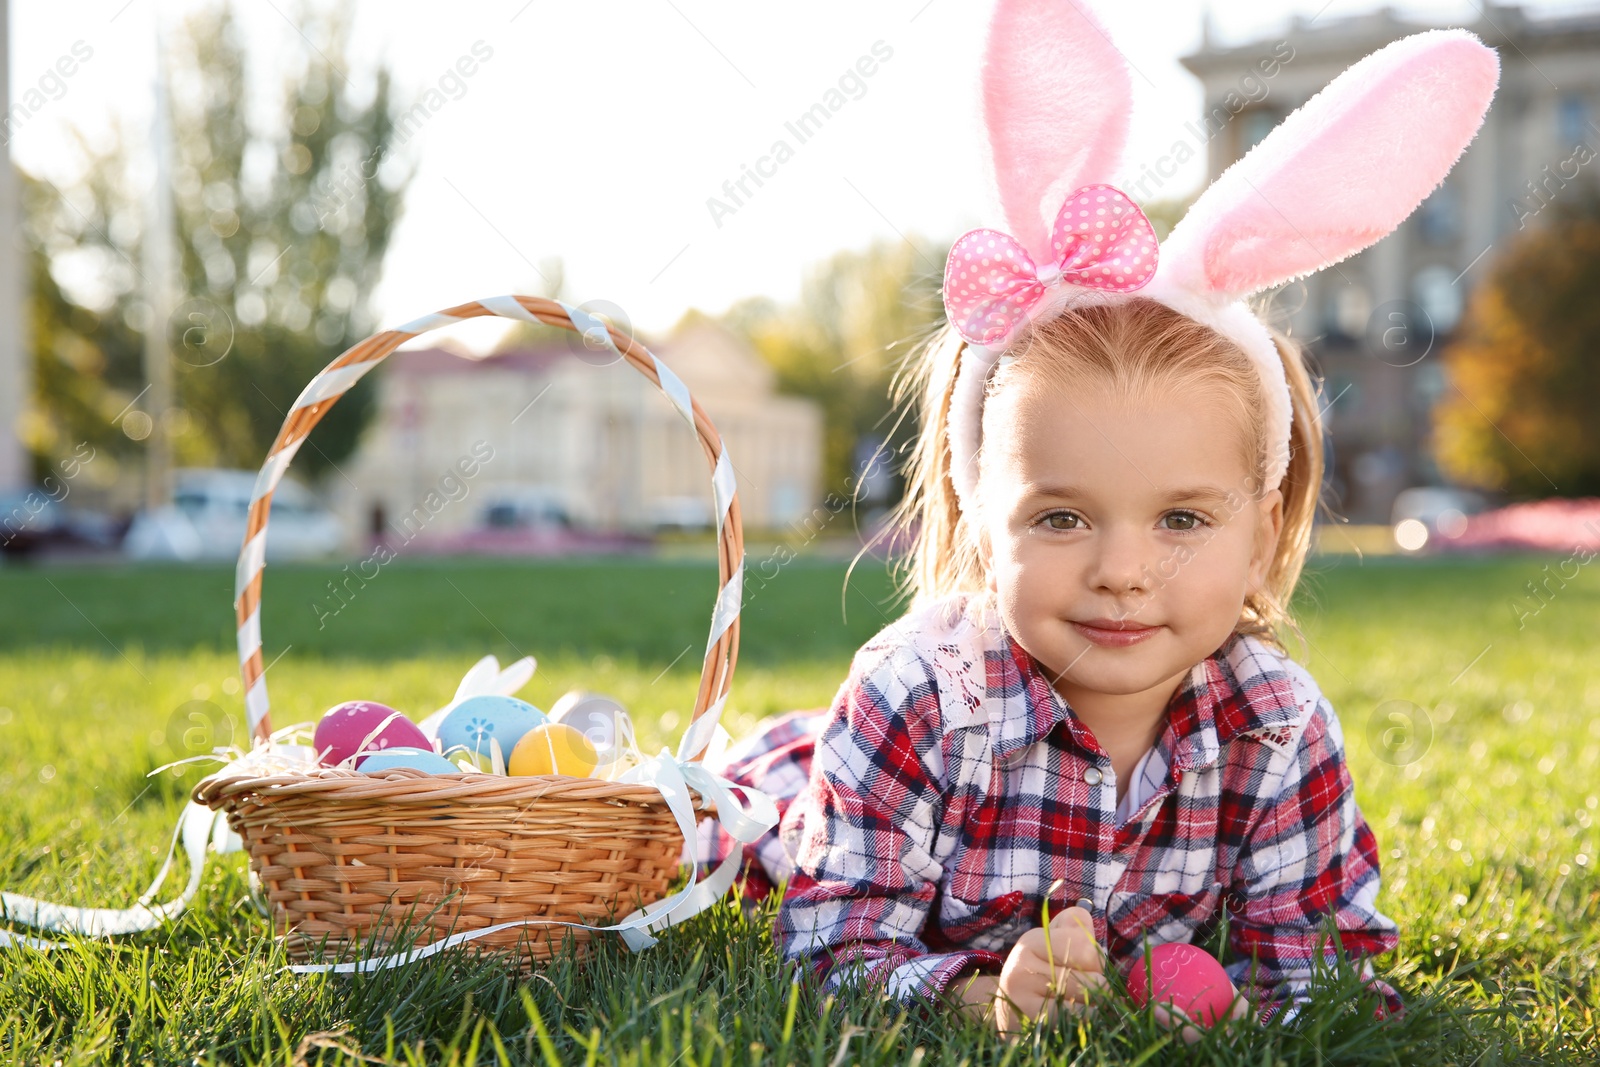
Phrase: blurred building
[
  {"left": 1182, "top": 3, "right": 1600, "bottom": 522},
  {"left": 336, "top": 312, "right": 822, "bottom": 540}
]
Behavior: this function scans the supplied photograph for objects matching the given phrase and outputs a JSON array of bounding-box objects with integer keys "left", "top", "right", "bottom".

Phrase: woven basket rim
[{"left": 192, "top": 765, "right": 713, "bottom": 812}]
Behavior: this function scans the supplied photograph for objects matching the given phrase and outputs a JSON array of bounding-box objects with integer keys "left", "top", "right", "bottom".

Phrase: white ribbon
[
  {"left": 0, "top": 736, "right": 338, "bottom": 948},
  {"left": 0, "top": 799, "right": 233, "bottom": 946},
  {"left": 676, "top": 696, "right": 728, "bottom": 765}
]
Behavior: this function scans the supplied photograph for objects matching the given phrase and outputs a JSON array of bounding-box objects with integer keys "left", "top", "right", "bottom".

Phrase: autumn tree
[{"left": 1434, "top": 189, "right": 1600, "bottom": 498}]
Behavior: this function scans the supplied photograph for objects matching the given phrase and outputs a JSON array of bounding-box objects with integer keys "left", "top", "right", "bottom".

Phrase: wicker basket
[{"left": 193, "top": 296, "right": 745, "bottom": 969}]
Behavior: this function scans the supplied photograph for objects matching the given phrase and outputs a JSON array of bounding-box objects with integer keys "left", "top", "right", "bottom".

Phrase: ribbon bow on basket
[{"left": 942, "top": 183, "right": 1158, "bottom": 346}]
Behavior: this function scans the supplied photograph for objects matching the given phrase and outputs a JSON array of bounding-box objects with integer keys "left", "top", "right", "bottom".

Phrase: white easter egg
[{"left": 549, "top": 691, "right": 632, "bottom": 767}]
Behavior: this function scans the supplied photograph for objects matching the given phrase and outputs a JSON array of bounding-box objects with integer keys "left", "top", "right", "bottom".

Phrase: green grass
[{"left": 0, "top": 551, "right": 1595, "bottom": 1064}]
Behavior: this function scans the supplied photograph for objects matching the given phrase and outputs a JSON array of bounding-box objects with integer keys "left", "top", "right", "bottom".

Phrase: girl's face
[{"left": 979, "top": 374, "right": 1283, "bottom": 706}]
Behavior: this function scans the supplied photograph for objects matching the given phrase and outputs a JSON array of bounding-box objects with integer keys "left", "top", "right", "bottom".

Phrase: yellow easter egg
[{"left": 508, "top": 722, "right": 599, "bottom": 777}]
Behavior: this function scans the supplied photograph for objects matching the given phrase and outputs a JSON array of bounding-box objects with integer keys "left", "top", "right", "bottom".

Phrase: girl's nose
[{"left": 1086, "top": 527, "right": 1154, "bottom": 597}]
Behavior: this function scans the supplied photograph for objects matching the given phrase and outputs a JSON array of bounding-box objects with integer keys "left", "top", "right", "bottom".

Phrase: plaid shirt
[{"left": 701, "top": 592, "right": 1400, "bottom": 1022}]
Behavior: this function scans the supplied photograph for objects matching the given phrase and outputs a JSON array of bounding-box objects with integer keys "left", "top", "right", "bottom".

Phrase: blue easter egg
[
  {"left": 357, "top": 747, "right": 462, "bottom": 774},
  {"left": 436, "top": 694, "right": 547, "bottom": 763}
]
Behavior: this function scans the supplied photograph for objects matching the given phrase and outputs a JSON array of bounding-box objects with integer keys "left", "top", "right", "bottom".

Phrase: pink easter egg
[
  {"left": 312, "top": 701, "right": 429, "bottom": 767},
  {"left": 1126, "top": 942, "right": 1236, "bottom": 1028}
]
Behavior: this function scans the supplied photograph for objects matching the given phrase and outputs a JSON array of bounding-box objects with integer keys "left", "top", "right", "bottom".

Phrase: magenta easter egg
[
  {"left": 1126, "top": 942, "right": 1235, "bottom": 1028},
  {"left": 313, "top": 701, "right": 430, "bottom": 766}
]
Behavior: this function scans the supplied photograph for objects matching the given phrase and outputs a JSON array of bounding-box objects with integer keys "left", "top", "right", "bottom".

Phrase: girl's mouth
[{"left": 1070, "top": 620, "right": 1161, "bottom": 648}]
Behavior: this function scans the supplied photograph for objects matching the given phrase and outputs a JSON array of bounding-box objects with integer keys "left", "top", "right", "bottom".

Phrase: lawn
[{"left": 0, "top": 550, "right": 1595, "bottom": 1064}]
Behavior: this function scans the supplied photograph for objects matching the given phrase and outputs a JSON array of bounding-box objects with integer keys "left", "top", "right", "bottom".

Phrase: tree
[
  {"left": 1139, "top": 195, "right": 1193, "bottom": 243},
  {"left": 22, "top": 171, "right": 146, "bottom": 479},
  {"left": 1433, "top": 189, "right": 1600, "bottom": 498},
  {"left": 721, "top": 236, "right": 948, "bottom": 502},
  {"left": 26, "top": 2, "right": 412, "bottom": 483}
]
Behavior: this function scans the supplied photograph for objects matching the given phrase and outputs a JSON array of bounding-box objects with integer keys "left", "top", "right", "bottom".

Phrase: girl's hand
[
  {"left": 1150, "top": 981, "right": 1252, "bottom": 1045},
  {"left": 991, "top": 906, "right": 1106, "bottom": 1034}
]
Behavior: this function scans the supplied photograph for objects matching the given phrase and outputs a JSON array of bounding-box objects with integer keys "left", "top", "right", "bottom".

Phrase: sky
[{"left": 11, "top": 0, "right": 1600, "bottom": 351}]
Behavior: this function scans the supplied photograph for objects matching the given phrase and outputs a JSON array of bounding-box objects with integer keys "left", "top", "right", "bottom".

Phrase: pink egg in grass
[
  {"left": 313, "top": 700, "right": 430, "bottom": 767},
  {"left": 1126, "top": 942, "right": 1237, "bottom": 1028}
]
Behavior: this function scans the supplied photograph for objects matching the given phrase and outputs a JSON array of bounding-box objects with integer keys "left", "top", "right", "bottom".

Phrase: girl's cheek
[
  {"left": 1166, "top": 532, "right": 1251, "bottom": 598},
  {"left": 989, "top": 524, "right": 1026, "bottom": 571}
]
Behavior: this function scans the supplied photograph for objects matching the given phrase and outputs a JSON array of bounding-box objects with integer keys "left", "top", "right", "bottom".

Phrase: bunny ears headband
[{"left": 942, "top": 0, "right": 1500, "bottom": 513}]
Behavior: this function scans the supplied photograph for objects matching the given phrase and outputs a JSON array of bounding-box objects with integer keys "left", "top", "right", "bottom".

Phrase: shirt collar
[{"left": 990, "top": 627, "right": 1305, "bottom": 771}]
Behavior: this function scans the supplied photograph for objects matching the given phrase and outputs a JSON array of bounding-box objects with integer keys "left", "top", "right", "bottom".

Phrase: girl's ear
[
  {"left": 1158, "top": 29, "right": 1499, "bottom": 301},
  {"left": 1250, "top": 488, "right": 1285, "bottom": 593},
  {"left": 982, "top": 0, "right": 1133, "bottom": 265}
]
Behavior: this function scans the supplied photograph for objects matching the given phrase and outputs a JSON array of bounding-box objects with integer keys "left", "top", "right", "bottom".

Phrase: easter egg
[
  {"left": 313, "top": 700, "right": 430, "bottom": 767},
  {"left": 1126, "top": 942, "right": 1236, "bottom": 1028},
  {"left": 436, "top": 694, "right": 547, "bottom": 764},
  {"left": 549, "top": 691, "right": 631, "bottom": 768},
  {"left": 357, "top": 747, "right": 463, "bottom": 774},
  {"left": 508, "top": 722, "right": 599, "bottom": 777}
]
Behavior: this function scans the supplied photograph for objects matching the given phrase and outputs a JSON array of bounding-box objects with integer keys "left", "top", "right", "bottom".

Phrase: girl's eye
[
  {"left": 1162, "top": 510, "right": 1208, "bottom": 532},
  {"left": 1042, "top": 511, "right": 1082, "bottom": 531}
]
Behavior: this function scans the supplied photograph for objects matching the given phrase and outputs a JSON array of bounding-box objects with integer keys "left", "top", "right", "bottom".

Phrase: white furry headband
[{"left": 942, "top": 0, "right": 1499, "bottom": 514}]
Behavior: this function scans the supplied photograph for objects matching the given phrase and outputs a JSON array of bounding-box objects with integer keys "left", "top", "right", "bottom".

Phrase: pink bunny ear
[
  {"left": 1160, "top": 29, "right": 1499, "bottom": 300},
  {"left": 983, "top": 0, "right": 1132, "bottom": 265}
]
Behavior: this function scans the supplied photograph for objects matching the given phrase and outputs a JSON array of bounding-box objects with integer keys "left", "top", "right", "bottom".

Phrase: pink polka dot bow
[{"left": 942, "top": 184, "right": 1158, "bottom": 346}]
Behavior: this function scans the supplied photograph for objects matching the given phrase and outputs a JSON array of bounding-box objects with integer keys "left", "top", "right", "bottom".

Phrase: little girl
[
  {"left": 703, "top": 298, "right": 1397, "bottom": 1032},
  {"left": 698, "top": 0, "right": 1498, "bottom": 1035}
]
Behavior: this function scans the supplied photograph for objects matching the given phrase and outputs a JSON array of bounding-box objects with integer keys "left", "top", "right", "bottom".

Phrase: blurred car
[
  {"left": 1390, "top": 485, "right": 1489, "bottom": 551},
  {"left": 483, "top": 489, "right": 571, "bottom": 531},
  {"left": 123, "top": 468, "right": 348, "bottom": 561},
  {"left": 0, "top": 488, "right": 129, "bottom": 559},
  {"left": 648, "top": 495, "right": 712, "bottom": 532},
  {"left": 0, "top": 488, "right": 67, "bottom": 557}
]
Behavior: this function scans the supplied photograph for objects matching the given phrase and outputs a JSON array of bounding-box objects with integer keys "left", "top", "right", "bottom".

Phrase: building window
[
  {"left": 1557, "top": 93, "right": 1591, "bottom": 149},
  {"left": 1326, "top": 283, "right": 1372, "bottom": 340},
  {"left": 1417, "top": 181, "right": 1459, "bottom": 244},
  {"left": 1412, "top": 265, "right": 1464, "bottom": 334},
  {"left": 1414, "top": 361, "right": 1448, "bottom": 405},
  {"left": 772, "top": 481, "right": 804, "bottom": 526},
  {"left": 1238, "top": 109, "right": 1276, "bottom": 154},
  {"left": 1327, "top": 374, "right": 1358, "bottom": 417}
]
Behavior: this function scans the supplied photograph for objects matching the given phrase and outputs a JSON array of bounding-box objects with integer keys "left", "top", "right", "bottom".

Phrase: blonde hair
[{"left": 885, "top": 297, "right": 1325, "bottom": 655}]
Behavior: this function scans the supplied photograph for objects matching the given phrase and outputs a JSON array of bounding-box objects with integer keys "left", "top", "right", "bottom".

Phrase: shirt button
[{"left": 1083, "top": 766, "right": 1103, "bottom": 785}]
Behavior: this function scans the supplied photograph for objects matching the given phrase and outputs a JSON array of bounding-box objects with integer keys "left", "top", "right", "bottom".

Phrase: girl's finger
[
  {"left": 1047, "top": 966, "right": 1106, "bottom": 1006},
  {"left": 1075, "top": 969, "right": 1109, "bottom": 990},
  {"left": 1150, "top": 1003, "right": 1203, "bottom": 1046},
  {"left": 1069, "top": 969, "right": 1109, "bottom": 1001},
  {"left": 1045, "top": 908, "right": 1102, "bottom": 971},
  {"left": 1010, "top": 969, "right": 1052, "bottom": 1004}
]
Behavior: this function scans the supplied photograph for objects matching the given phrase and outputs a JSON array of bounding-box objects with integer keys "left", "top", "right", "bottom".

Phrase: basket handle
[{"left": 233, "top": 295, "right": 743, "bottom": 763}]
